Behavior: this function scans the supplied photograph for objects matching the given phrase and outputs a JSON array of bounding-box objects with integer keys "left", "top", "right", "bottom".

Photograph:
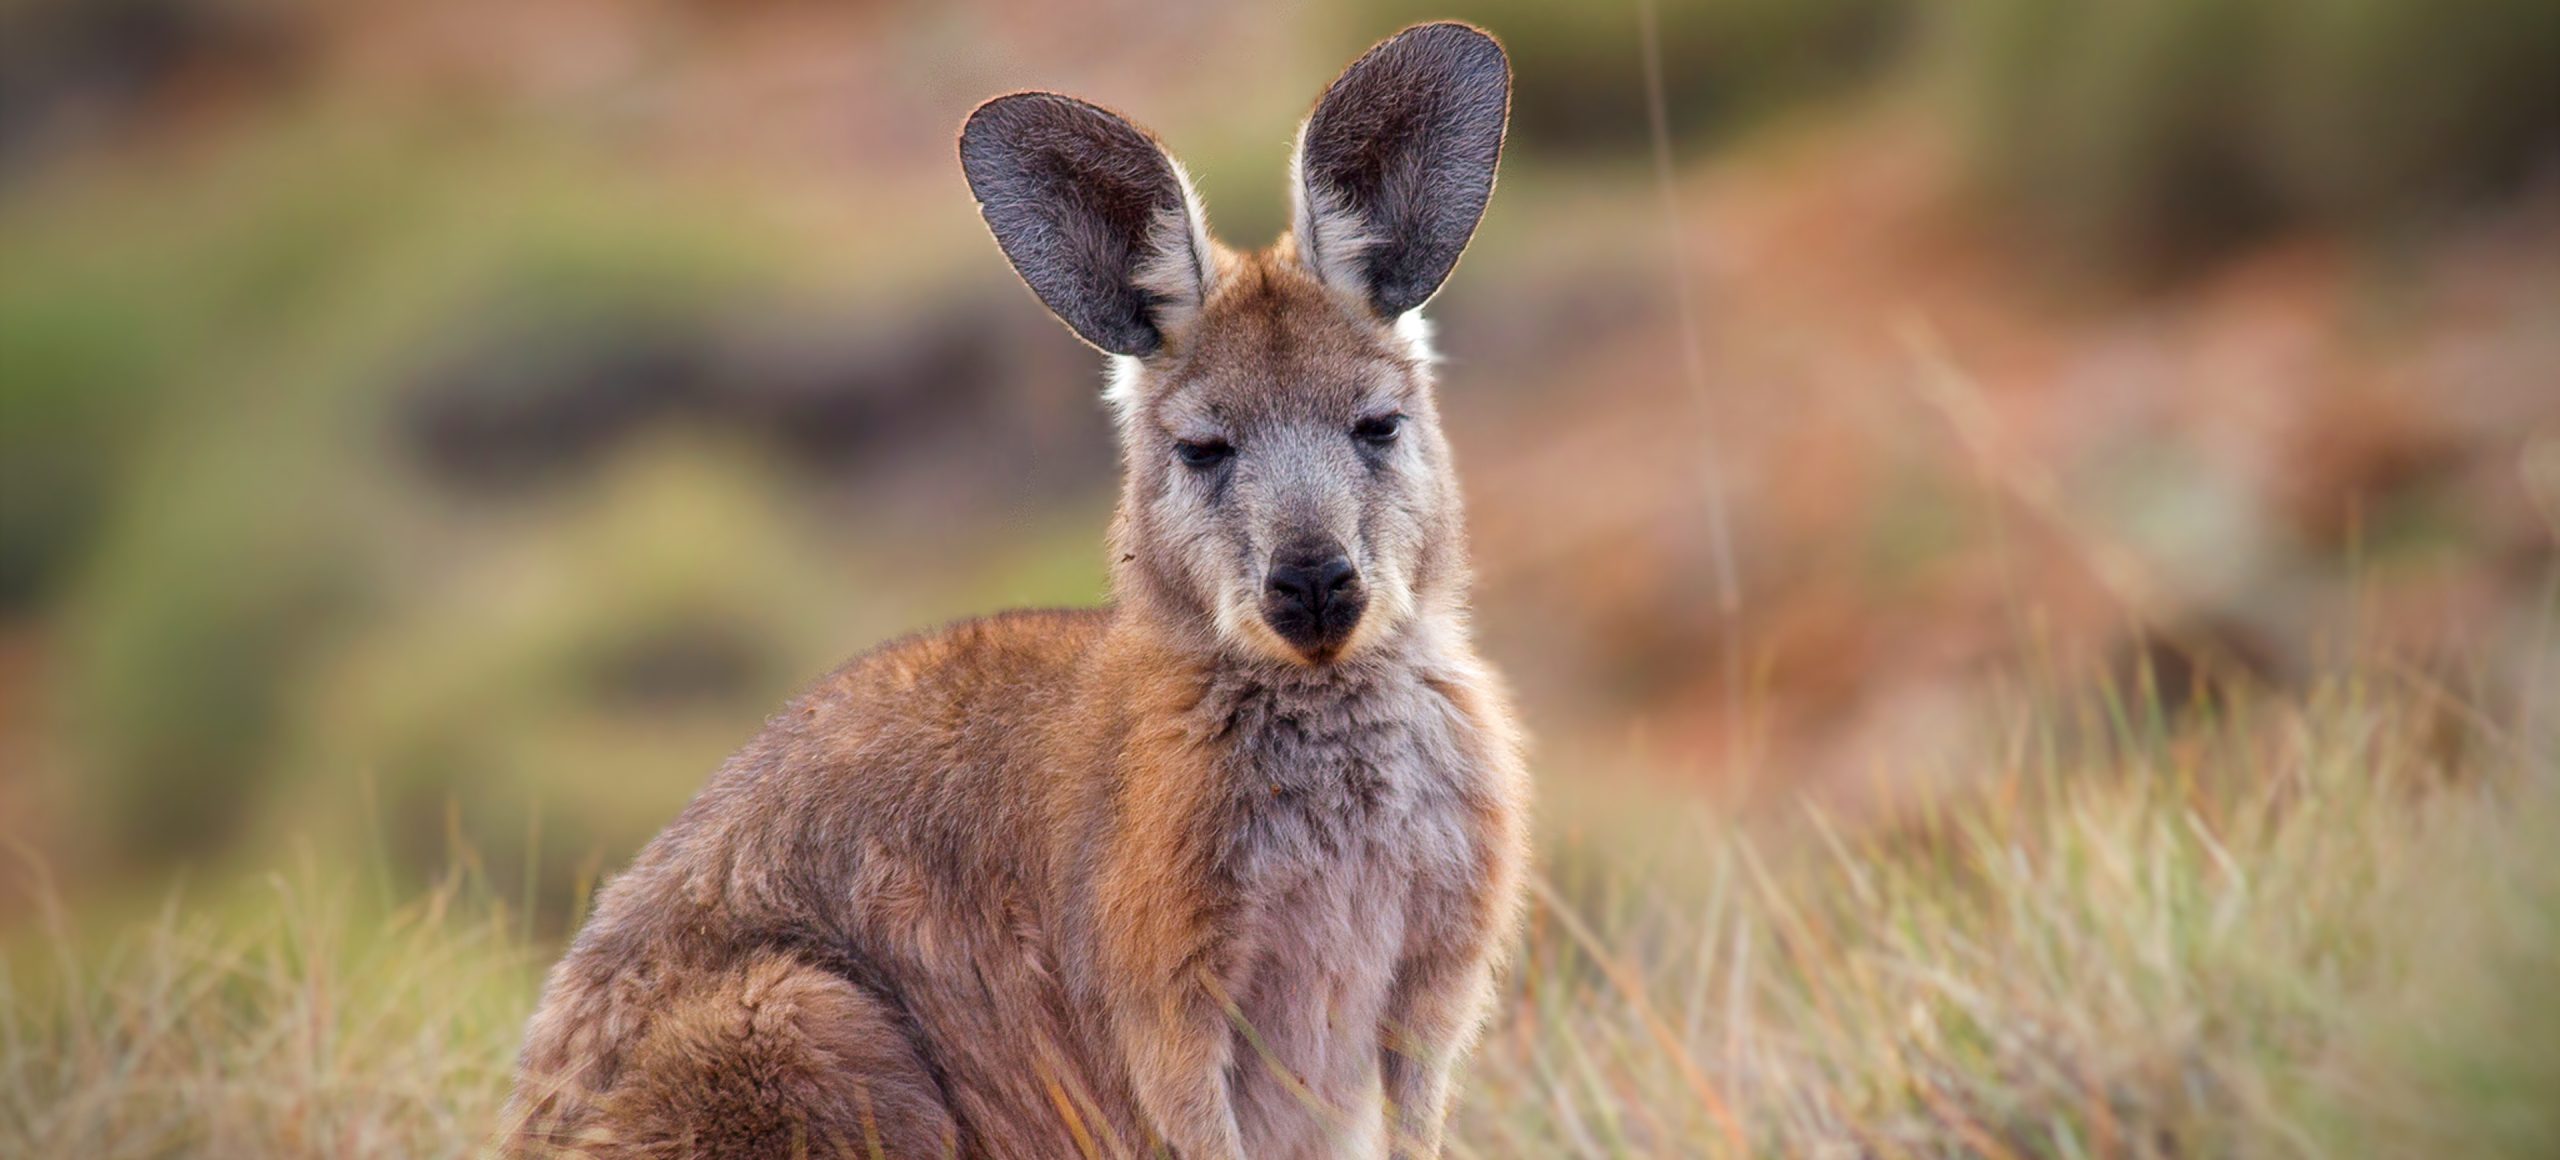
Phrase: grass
[
  {"left": 1463, "top": 673, "right": 2558, "bottom": 1157},
  {"left": 4, "top": 670, "right": 2553, "bottom": 1158},
  {"left": 1, "top": 850, "right": 539, "bottom": 1158}
]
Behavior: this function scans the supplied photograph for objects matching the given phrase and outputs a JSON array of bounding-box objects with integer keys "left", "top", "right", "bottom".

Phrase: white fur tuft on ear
[
  {"left": 1102, "top": 353, "right": 1148, "bottom": 424},
  {"left": 1392, "top": 309, "right": 1441, "bottom": 366},
  {"left": 1289, "top": 127, "right": 1379, "bottom": 306},
  {"left": 1131, "top": 156, "right": 1221, "bottom": 340}
]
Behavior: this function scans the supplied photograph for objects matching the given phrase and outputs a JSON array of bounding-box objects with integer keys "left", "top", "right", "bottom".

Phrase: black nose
[
  {"left": 1266, "top": 554, "right": 1357, "bottom": 614},
  {"left": 1262, "top": 546, "right": 1364, "bottom": 655}
]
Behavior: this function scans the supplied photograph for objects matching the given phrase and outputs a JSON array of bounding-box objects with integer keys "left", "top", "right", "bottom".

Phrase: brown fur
[{"left": 506, "top": 24, "right": 1525, "bottom": 1160}]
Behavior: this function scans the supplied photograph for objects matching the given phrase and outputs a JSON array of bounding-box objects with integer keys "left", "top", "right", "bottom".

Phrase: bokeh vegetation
[
  {"left": 1942, "top": 0, "right": 2560, "bottom": 273},
  {"left": 1340, "top": 0, "right": 1912, "bottom": 152}
]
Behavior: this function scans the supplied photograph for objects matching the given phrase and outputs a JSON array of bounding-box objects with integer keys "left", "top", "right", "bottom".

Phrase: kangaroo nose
[
  {"left": 1261, "top": 541, "right": 1366, "bottom": 658},
  {"left": 1266, "top": 553, "right": 1358, "bottom": 617}
]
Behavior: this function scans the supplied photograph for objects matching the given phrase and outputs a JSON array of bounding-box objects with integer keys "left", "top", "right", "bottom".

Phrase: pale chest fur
[{"left": 1196, "top": 658, "right": 1492, "bottom": 1154}]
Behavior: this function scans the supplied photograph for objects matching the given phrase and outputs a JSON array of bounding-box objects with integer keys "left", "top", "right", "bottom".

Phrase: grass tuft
[{"left": 1, "top": 852, "right": 538, "bottom": 1159}]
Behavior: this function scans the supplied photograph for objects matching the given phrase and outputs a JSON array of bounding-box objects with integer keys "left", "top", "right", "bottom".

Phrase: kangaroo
[{"left": 505, "top": 22, "right": 1525, "bottom": 1160}]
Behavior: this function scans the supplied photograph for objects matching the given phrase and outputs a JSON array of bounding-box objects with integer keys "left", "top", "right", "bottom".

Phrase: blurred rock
[
  {"left": 396, "top": 286, "right": 1107, "bottom": 506},
  {"left": 0, "top": 0, "right": 309, "bottom": 177}
]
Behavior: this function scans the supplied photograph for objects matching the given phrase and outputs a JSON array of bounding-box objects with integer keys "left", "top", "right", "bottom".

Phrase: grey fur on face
[{"left": 1114, "top": 272, "right": 1462, "bottom": 668}]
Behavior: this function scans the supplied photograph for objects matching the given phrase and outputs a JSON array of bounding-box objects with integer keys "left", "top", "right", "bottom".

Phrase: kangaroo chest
[{"left": 1206, "top": 672, "right": 1487, "bottom": 1152}]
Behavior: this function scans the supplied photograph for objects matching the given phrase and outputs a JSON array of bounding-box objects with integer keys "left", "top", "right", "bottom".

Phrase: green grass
[{"left": 5, "top": 672, "right": 2553, "bottom": 1157}]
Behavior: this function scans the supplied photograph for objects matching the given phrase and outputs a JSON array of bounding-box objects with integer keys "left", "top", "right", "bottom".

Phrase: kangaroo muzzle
[{"left": 1261, "top": 539, "right": 1365, "bottom": 660}]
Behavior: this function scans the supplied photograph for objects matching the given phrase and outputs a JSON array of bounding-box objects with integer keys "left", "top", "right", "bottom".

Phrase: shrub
[
  {"left": 277, "top": 446, "right": 863, "bottom": 915},
  {"left": 1942, "top": 0, "right": 2560, "bottom": 274},
  {"left": 24, "top": 122, "right": 833, "bottom": 873},
  {"left": 58, "top": 436, "right": 368, "bottom": 862}
]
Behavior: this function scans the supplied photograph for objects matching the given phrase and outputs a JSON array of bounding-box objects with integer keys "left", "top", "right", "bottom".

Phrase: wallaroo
[{"left": 506, "top": 22, "right": 1528, "bottom": 1159}]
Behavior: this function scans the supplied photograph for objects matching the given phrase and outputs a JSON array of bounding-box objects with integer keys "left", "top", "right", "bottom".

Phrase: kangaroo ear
[
  {"left": 1292, "top": 22, "right": 1510, "bottom": 318},
  {"left": 960, "top": 93, "right": 1218, "bottom": 357}
]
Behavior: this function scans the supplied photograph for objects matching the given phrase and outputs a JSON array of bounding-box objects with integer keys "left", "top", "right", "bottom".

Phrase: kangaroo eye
[
  {"left": 1353, "top": 414, "right": 1405, "bottom": 446},
  {"left": 1174, "top": 438, "right": 1234, "bottom": 469}
]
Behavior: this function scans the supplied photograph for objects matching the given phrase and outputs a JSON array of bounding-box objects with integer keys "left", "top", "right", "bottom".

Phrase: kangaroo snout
[{"left": 1263, "top": 541, "right": 1365, "bottom": 658}]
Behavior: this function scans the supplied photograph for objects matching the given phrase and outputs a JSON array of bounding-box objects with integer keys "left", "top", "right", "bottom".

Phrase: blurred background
[{"left": 2, "top": 0, "right": 2555, "bottom": 932}]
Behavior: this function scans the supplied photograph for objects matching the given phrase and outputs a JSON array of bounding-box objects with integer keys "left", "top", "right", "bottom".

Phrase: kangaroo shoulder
[{"left": 789, "top": 607, "right": 1114, "bottom": 731}]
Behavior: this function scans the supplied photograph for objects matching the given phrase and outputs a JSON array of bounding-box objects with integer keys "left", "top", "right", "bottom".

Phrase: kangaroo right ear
[
  {"left": 960, "top": 93, "right": 1218, "bottom": 358},
  {"left": 1293, "top": 22, "right": 1510, "bottom": 318}
]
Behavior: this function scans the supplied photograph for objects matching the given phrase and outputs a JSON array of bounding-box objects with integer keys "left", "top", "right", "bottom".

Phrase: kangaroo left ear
[
  {"left": 1291, "top": 22, "right": 1510, "bottom": 318},
  {"left": 961, "top": 93, "right": 1218, "bottom": 358}
]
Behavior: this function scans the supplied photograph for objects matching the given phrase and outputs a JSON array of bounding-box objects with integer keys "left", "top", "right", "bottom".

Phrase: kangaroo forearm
[
  {"left": 1116, "top": 1011, "right": 1246, "bottom": 1159},
  {"left": 1380, "top": 959, "right": 1501, "bottom": 1158},
  {"left": 1382, "top": 1056, "right": 1456, "bottom": 1159}
]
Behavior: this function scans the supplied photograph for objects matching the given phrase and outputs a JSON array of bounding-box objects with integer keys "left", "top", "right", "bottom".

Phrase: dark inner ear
[
  {"left": 960, "top": 93, "right": 1195, "bottom": 357},
  {"left": 1300, "top": 22, "right": 1510, "bottom": 316}
]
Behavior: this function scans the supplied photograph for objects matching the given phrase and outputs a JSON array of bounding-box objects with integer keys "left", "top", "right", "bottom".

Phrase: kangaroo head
[{"left": 959, "top": 22, "right": 1509, "bottom": 666}]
